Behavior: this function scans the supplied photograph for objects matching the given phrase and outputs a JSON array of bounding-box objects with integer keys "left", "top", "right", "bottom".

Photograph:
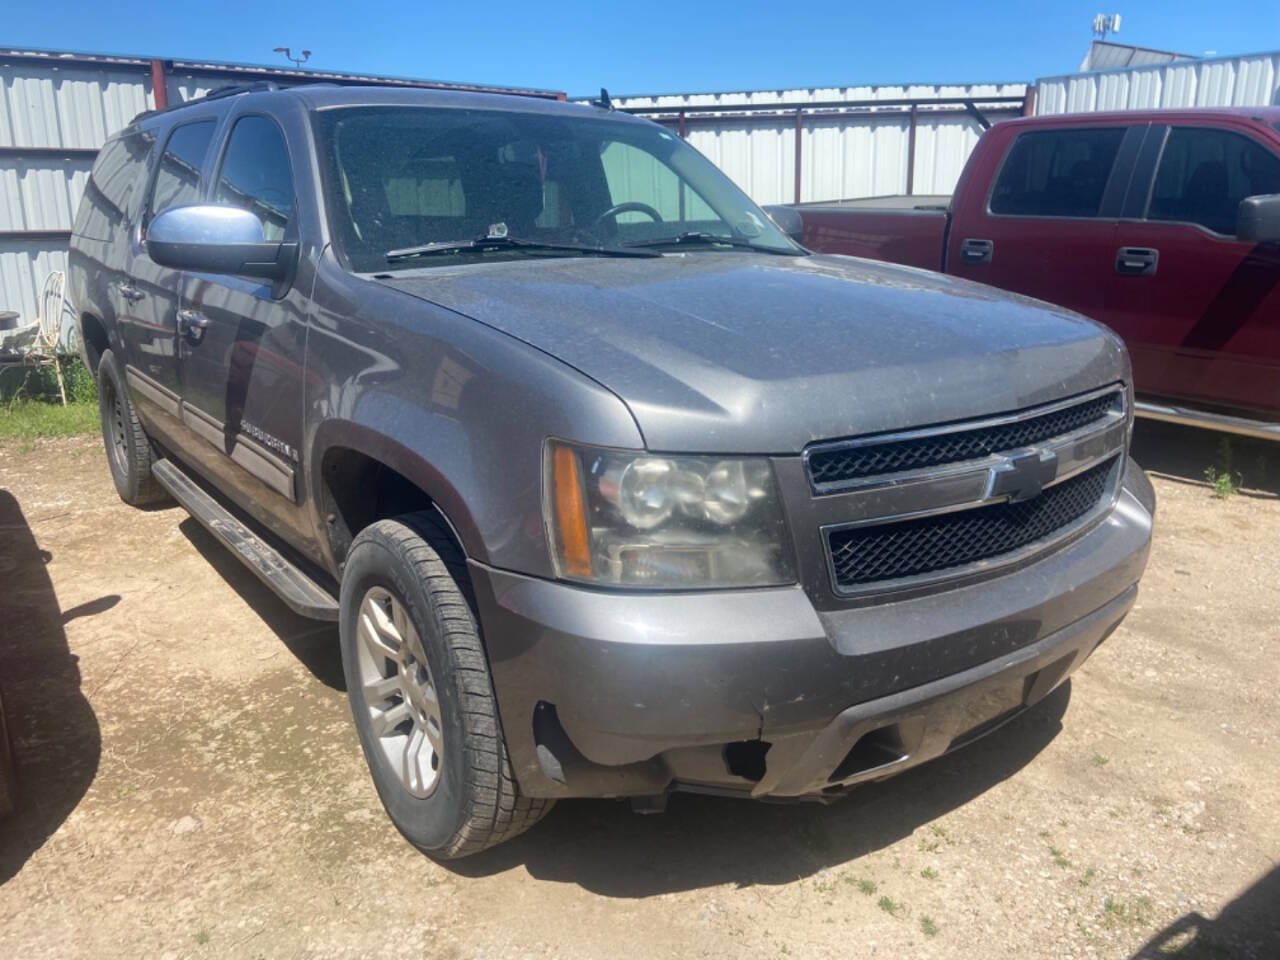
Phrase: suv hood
[{"left": 378, "top": 253, "right": 1127, "bottom": 453}]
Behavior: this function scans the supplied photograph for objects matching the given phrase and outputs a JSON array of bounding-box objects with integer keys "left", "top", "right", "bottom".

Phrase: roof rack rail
[{"left": 129, "top": 81, "right": 280, "bottom": 125}]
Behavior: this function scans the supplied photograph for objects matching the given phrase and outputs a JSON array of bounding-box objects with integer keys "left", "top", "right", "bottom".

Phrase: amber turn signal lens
[{"left": 552, "top": 444, "right": 592, "bottom": 578}]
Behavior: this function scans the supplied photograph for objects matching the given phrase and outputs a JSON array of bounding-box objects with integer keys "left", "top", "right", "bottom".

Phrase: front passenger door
[{"left": 176, "top": 113, "right": 310, "bottom": 534}]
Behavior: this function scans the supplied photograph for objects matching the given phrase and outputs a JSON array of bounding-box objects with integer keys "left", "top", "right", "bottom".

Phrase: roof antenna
[{"left": 592, "top": 87, "right": 614, "bottom": 111}]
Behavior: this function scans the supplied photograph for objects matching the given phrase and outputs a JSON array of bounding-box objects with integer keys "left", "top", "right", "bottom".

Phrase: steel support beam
[
  {"left": 794, "top": 109, "right": 803, "bottom": 204},
  {"left": 150, "top": 58, "right": 168, "bottom": 111},
  {"left": 906, "top": 103, "right": 918, "bottom": 195}
]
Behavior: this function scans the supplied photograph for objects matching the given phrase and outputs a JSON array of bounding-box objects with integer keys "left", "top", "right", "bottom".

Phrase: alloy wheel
[{"left": 355, "top": 586, "right": 445, "bottom": 798}]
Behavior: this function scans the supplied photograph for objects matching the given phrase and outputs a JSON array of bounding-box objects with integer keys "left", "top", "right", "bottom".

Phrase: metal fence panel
[
  {"left": 0, "top": 157, "right": 93, "bottom": 233},
  {"left": 0, "top": 241, "right": 66, "bottom": 322},
  {"left": 1036, "top": 50, "right": 1280, "bottom": 115},
  {"left": 609, "top": 84, "right": 1026, "bottom": 206},
  {"left": 0, "top": 62, "right": 154, "bottom": 148}
]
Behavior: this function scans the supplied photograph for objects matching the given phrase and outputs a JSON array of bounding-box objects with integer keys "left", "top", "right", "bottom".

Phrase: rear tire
[
  {"left": 96, "top": 350, "right": 168, "bottom": 507},
  {"left": 339, "top": 511, "right": 553, "bottom": 858}
]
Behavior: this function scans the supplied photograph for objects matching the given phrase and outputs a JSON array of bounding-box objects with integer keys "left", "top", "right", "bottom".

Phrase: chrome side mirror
[{"left": 147, "top": 205, "right": 296, "bottom": 281}]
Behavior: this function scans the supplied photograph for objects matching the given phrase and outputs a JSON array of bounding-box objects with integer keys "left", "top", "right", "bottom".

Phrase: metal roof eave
[{"left": 0, "top": 45, "right": 565, "bottom": 100}]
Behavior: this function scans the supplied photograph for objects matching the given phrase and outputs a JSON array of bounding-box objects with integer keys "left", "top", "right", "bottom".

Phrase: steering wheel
[{"left": 594, "top": 201, "right": 664, "bottom": 226}]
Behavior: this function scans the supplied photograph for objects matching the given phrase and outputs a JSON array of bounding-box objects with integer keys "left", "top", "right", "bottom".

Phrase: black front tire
[
  {"left": 339, "top": 511, "right": 553, "bottom": 858},
  {"left": 96, "top": 350, "right": 168, "bottom": 507}
]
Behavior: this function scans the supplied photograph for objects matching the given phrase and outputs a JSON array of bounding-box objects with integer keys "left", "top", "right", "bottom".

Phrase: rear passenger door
[
  {"left": 1109, "top": 123, "right": 1280, "bottom": 417},
  {"left": 121, "top": 119, "right": 217, "bottom": 436},
  {"left": 176, "top": 111, "right": 309, "bottom": 519},
  {"left": 948, "top": 122, "right": 1141, "bottom": 327}
]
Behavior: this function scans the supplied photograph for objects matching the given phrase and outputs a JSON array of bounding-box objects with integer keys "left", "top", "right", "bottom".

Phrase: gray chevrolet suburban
[{"left": 68, "top": 83, "right": 1155, "bottom": 858}]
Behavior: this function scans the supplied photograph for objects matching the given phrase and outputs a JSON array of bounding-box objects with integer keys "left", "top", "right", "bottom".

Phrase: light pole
[{"left": 273, "top": 47, "right": 312, "bottom": 68}]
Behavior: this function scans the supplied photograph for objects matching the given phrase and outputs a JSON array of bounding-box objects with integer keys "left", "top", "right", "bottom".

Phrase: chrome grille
[
  {"left": 828, "top": 456, "right": 1117, "bottom": 588},
  {"left": 807, "top": 390, "right": 1122, "bottom": 492}
]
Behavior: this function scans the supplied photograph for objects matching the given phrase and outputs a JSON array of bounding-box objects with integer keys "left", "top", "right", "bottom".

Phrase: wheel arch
[
  {"left": 78, "top": 311, "right": 111, "bottom": 376},
  {"left": 311, "top": 420, "right": 483, "bottom": 577}
]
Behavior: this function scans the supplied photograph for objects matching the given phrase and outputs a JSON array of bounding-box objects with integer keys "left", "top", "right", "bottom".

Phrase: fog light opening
[
  {"left": 829, "top": 725, "right": 909, "bottom": 782},
  {"left": 724, "top": 739, "right": 771, "bottom": 782}
]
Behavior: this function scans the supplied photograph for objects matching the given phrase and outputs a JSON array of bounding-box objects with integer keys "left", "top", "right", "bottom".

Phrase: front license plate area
[{"left": 946, "top": 677, "right": 1027, "bottom": 751}]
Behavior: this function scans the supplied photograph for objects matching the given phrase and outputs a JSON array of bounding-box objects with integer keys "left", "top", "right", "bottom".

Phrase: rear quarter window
[
  {"left": 73, "top": 131, "right": 153, "bottom": 241},
  {"left": 990, "top": 127, "right": 1126, "bottom": 218}
]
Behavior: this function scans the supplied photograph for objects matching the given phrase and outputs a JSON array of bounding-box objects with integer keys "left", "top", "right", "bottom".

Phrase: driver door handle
[
  {"left": 1115, "top": 247, "right": 1159, "bottom": 276},
  {"left": 177, "top": 308, "right": 210, "bottom": 344},
  {"left": 960, "top": 238, "right": 993, "bottom": 264},
  {"left": 117, "top": 281, "right": 145, "bottom": 302}
]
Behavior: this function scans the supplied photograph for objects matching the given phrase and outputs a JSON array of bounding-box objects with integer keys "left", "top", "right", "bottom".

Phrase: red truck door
[
  {"left": 947, "top": 122, "right": 1143, "bottom": 327},
  {"left": 1108, "top": 122, "right": 1280, "bottom": 418}
]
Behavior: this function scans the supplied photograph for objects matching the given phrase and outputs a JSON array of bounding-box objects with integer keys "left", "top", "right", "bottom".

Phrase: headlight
[{"left": 544, "top": 441, "right": 795, "bottom": 589}]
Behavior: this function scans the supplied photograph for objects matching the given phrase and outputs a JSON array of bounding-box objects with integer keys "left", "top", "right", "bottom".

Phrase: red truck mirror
[{"left": 1237, "top": 194, "right": 1280, "bottom": 244}]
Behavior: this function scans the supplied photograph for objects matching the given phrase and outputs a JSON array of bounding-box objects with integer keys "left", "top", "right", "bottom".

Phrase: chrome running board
[{"left": 151, "top": 459, "right": 339, "bottom": 620}]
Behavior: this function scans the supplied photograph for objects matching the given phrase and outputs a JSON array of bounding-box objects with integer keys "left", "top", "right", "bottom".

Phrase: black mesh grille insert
[
  {"left": 828, "top": 457, "right": 1116, "bottom": 588},
  {"left": 808, "top": 391, "right": 1120, "bottom": 488}
]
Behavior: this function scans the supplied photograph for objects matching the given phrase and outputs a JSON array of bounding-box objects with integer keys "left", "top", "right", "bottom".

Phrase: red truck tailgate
[{"left": 793, "top": 202, "right": 949, "bottom": 272}]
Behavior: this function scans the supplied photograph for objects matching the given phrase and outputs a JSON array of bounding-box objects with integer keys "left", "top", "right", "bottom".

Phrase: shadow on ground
[
  {"left": 450, "top": 681, "right": 1072, "bottom": 897},
  {"left": 1131, "top": 419, "right": 1280, "bottom": 497},
  {"left": 1131, "top": 865, "right": 1280, "bottom": 959},
  {"left": 177, "top": 517, "right": 344, "bottom": 691},
  {"left": 0, "top": 490, "right": 106, "bottom": 885}
]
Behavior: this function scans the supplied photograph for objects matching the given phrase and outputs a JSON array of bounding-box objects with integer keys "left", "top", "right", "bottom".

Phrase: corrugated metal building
[
  {"left": 1036, "top": 48, "right": 1280, "bottom": 115},
  {"left": 607, "top": 84, "right": 1031, "bottom": 207},
  {"left": 0, "top": 46, "right": 562, "bottom": 343}
]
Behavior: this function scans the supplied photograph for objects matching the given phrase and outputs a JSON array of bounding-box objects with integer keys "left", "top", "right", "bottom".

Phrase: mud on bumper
[{"left": 469, "top": 464, "right": 1154, "bottom": 801}]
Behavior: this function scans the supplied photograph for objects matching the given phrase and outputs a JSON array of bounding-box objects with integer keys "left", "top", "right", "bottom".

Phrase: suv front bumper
[{"left": 469, "top": 460, "right": 1154, "bottom": 800}]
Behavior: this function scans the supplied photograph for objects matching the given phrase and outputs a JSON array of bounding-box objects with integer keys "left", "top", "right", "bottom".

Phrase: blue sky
[{"left": 5, "top": 1, "right": 1278, "bottom": 97}]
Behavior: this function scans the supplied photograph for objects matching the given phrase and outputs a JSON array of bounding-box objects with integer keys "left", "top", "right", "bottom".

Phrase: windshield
[{"left": 314, "top": 105, "right": 799, "bottom": 271}]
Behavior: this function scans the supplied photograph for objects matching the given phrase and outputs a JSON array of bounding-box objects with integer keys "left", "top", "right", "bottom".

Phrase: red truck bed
[{"left": 786, "top": 197, "right": 949, "bottom": 272}]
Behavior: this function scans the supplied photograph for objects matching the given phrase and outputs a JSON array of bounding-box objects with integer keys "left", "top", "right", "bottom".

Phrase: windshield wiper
[
  {"left": 623, "top": 231, "right": 799, "bottom": 254},
  {"left": 385, "top": 235, "right": 659, "bottom": 263}
]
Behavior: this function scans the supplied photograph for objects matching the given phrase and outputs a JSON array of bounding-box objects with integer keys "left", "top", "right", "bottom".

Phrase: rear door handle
[
  {"left": 117, "top": 282, "right": 145, "bottom": 302},
  {"left": 960, "top": 238, "right": 993, "bottom": 264},
  {"left": 1115, "top": 247, "right": 1159, "bottom": 276},
  {"left": 177, "top": 308, "right": 210, "bottom": 344}
]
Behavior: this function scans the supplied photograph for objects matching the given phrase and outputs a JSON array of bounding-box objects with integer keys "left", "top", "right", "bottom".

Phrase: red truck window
[
  {"left": 1147, "top": 127, "right": 1280, "bottom": 235},
  {"left": 990, "top": 128, "right": 1126, "bottom": 218}
]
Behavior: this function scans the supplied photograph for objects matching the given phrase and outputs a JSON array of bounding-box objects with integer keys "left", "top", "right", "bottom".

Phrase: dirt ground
[{"left": 0, "top": 422, "right": 1277, "bottom": 960}]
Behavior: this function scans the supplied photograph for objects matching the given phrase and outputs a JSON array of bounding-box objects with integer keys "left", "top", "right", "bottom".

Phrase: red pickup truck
[{"left": 770, "top": 108, "right": 1280, "bottom": 439}]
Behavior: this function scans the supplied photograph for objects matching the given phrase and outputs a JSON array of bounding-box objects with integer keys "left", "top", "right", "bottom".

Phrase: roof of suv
[{"left": 132, "top": 83, "right": 635, "bottom": 132}]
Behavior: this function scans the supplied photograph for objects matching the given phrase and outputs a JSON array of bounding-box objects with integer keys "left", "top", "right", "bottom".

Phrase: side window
[
  {"left": 1148, "top": 127, "right": 1280, "bottom": 235},
  {"left": 149, "top": 121, "right": 216, "bottom": 222},
  {"left": 214, "top": 116, "right": 296, "bottom": 242},
  {"left": 990, "top": 127, "right": 1126, "bottom": 218}
]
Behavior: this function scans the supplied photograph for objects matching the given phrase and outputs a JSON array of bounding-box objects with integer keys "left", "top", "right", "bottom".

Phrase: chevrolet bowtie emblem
[{"left": 990, "top": 449, "right": 1059, "bottom": 503}]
